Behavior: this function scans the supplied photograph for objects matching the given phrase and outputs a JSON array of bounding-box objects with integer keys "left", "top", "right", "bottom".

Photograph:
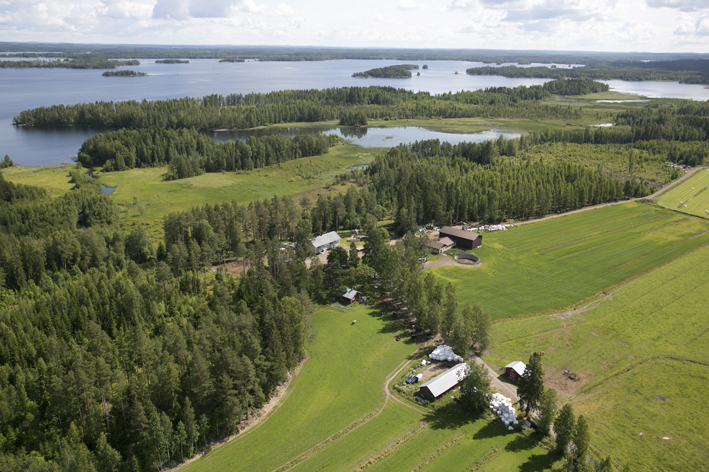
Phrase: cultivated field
[
  {"left": 656, "top": 168, "right": 709, "bottom": 218},
  {"left": 483, "top": 242, "right": 709, "bottom": 471},
  {"left": 182, "top": 304, "right": 555, "bottom": 472},
  {"left": 430, "top": 202, "right": 709, "bottom": 320}
]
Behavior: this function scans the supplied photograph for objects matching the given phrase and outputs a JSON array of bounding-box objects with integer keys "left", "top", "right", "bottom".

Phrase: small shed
[
  {"left": 312, "top": 231, "right": 341, "bottom": 254},
  {"left": 341, "top": 288, "right": 362, "bottom": 305},
  {"left": 505, "top": 361, "right": 526, "bottom": 382},
  {"left": 418, "top": 363, "right": 469, "bottom": 401},
  {"left": 428, "top": 237, "right": 456, "bottom": 254}
]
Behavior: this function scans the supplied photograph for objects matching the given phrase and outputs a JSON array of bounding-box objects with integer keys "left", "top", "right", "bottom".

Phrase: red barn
[{"left": 505, "top": 361, "right": 526, "bottom": 382}]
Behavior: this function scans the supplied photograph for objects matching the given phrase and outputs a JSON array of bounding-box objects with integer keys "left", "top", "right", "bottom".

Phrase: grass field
[
  {"left": 656, "top": 168, "right": 709, "bottom": 218},
  {"left": 430, "top": 202, "right": 709, "bottom": 320},
  {"left": 483, "top": 241, "right": 709, "bottom": 471},
  {"left": 182, "top": 304, "right": 555, "bottom": 472}
]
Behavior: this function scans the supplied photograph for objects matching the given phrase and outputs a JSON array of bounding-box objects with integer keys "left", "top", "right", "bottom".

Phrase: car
[{"left": 405, "top": 374, "right": 418, "bottom": 384}]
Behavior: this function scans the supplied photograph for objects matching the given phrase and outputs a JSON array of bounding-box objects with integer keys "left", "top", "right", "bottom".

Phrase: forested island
[
  {"left": 540, "top": 77, "right": 610, "bottom": 95},
  {"left": 102, "top": 70, "right": 147, "bottom": 77},
  {"left": 0, "top": 58, "right": 141, "bottom": 69},
  {"left": 467, "top": 59, "right": 709, "bottom": 84},
  {"left": 219, "top": 58, "right": 247, "bottom": 63},
  {"left": 353, "top": 64, "right": 419, "bottom": 78},
  {"left": 154, "top": 59, "right": 189, "bottom": 64},
  {"left": 12, "top": 83, "right": 576, "bottom": 130}
]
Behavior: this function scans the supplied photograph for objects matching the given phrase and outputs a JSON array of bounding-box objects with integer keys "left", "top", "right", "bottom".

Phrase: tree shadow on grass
[
  {"left": 505, "top": 435, "right": 536, "bottom": 453},
  {"left": 472, "top": 419, "right": 509, "bottom": 440},
  {"left": 518, "top": 452, "right": 556, "bottom": 472}
]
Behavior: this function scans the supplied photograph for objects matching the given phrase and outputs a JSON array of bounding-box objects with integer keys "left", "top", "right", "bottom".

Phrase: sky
[{"left": 0, "top": 0, "right": 707, "bottom": 53}]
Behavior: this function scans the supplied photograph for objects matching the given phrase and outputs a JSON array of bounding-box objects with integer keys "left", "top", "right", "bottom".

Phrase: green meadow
[
  {"left": 183, "top": 304, "right": 555, "bottom": 472},
  {"left": 3, "top": 143, "right": 377, "bottom": 240},
  {"left": 430, "top": 202, "right": 709, "bottom": 320},
  {"left": 656, "top": 168, "right": 709, "bottom": 218},
  {"left": 483, "top": 242, "right": 709, "bottom": 471}
]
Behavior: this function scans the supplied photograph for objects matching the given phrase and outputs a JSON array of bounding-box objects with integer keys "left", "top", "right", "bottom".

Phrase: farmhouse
[
  {"left": 428, "top": 237, "right": 456, "bottom": 254},
  {"left": 312, "top": 231, "right": 341, "bottom": 254},
  {"left": 439, "top": 227, "right": 482, "bottom": 250},
  {"left": 341, "top": 288, "right": 362, "bottom": 305},
  {"left": 505, "top": 361, "right": 526, "bottom": 382},
  {"left": 418, "top": 363, "right": 469, "bottom": 401}
]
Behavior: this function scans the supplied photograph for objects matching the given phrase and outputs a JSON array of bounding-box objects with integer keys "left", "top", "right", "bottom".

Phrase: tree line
[
  {"left": 541, "top": 78, "right": 610, "bottom": 95},
  {"left": 0, "top": 58, "right": 140, "bottom": 69},
  {"left": 77, "top": 128, "right": 339, "bottom": 178},
  {"left": 466, "top": 64, "right": 709, "bottom": 85},
  {"left": 13, "top": 85, "right": 581, "bottom": 129}
]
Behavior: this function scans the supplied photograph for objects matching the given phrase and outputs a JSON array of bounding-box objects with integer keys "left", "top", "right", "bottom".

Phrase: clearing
[{"left": 182, "top": 304, "right": 555, "bottom": 472}]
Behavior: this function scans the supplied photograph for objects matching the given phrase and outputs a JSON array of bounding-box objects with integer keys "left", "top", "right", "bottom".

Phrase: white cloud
[
  {"left": 96, "top": 1, "right": 152, "bottom": 20},
  {"left": 397, "top": 0, "right": 422, "bottom": 10},
  {"left": 646, "top": 0, "right": 708, "bottom": 12}
]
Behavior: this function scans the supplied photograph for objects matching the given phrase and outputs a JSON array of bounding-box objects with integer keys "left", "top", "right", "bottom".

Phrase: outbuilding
[
  {"left": 341, "top": 288, "right": 362, "bottom": 305},
  {"left": 439, "top": 227, "right": 482, "bottom": 250},
  {"left": 312, "top": 231, "right": 341, "bottom": 254},
  {"left": 418, "top": 363, "right": 469, "bottom": 401},
  {"left": 505, "top": 361, "right": 526, "bottom": 382},
  {"left": 428, "top": 237, "right": 456, "bottom": 254}
]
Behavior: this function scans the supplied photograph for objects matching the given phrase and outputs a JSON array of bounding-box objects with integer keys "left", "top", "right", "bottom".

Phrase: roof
[
  {"left": 342, "top": 288, "right": 360, "bottom": 300},
  {"left": 428, "top": 237, "right": 455, "bottom": 250},
  {"left": 439, "top": 226, "right": 481, "bottom": 241},
  {"left": 312, "top": 231, "right": 341, "bottom": 248},
  {"left": 505, "top": 361, "right": 527, "bottom": 377},
  {"left": 419, "top": 363, "right": 469, "bottom": 398}
]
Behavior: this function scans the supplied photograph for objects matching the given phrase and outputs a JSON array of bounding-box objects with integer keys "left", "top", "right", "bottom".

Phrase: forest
[
  {"left": 0, "top": 58, "right": 140, "bottom": 69},
  {"left": 76, "top": 128, "right": 339, "bottom": 178},
  {"left": 12, "top": 84, "right": 580, "bottom": 129},
  {"left": 352, "top": 64, "right": 419, "bottom": 78},
  {"left": 540, "top": 77, "right": 609, "bottom": 95},
  {"left": 102, "top": 71, "right": 147, "bottom": 77}
]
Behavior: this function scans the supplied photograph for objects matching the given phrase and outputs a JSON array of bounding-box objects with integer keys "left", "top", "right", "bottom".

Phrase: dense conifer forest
[
  {"left": 0, "top": 58, "right": 140, "bottom": 69},
  {"left": 77, "top": 128, "right": 339, "bottom": 178},
  {"left": 101, "top": 71, "right": 147, "bottom": 77}
]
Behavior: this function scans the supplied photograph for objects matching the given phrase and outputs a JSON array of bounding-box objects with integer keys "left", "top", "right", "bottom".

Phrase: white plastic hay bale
[
  {"left": 504, "top": 420, "right": 509, "bottom": 426},
  {"left": 508, "top": 426, "right": 514, "bottom": 431},
  {"left": 513, "top": 420, "right": 519, "bottom": 425}
]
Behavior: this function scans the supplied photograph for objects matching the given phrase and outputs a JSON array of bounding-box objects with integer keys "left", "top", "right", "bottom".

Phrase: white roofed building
[
  {"left": 418, "top": 363, "right": 469, "bottom": 401},
  {"left": 505, "top": 361, "right": 526, "bottom": 382},
  {"left": 312, "top": 231, "right": 341, "bottom": 254}
]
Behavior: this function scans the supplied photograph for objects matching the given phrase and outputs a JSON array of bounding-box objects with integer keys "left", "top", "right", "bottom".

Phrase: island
[
  {"left": 352, "top": 64, "right": 419, "bottom": 78},
  {"left": 219, "top": 58, "right": 246, "bottom": 63},
  {"left": 155, "top": 59, "right": 189, "bottom": 64},
  {"left": 102, "top": 70, "right": 147, "bottom": 77}
]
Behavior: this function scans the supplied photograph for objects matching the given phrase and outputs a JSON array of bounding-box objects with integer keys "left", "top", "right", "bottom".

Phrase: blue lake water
[{"left": 0, "top": 59, "right": 707, "bottom": 165}]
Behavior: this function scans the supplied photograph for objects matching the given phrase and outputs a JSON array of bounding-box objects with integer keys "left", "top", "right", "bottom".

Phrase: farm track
[{"left": 272, "top": 354, "right": 417, "bottom": 472}]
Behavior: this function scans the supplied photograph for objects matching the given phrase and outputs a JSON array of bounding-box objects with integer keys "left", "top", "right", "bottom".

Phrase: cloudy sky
[{"left": 0, "top": 0, "right": 707, "bottom": 52}]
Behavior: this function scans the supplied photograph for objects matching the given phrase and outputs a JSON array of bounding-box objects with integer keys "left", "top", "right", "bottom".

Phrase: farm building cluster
[
  {"left": 427, "top": 226, "right": 483, "bottom": 253},
  {"left": 417, "top": 363, "right": 469, "bottom": 401}
]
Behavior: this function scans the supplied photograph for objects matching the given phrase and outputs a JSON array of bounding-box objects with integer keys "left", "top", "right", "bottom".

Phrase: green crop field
[
  {"left": 183, "top": 304, "right": 555, "bottom": 472},
  {"left": 656, "top": 168, "right": 709, "bottom": 218},
  {"left": 430, "top": 202, "right": 709, "bottom": 320},
  {"left": 484, "top": 242, "right": 709, "bottom": 471}
]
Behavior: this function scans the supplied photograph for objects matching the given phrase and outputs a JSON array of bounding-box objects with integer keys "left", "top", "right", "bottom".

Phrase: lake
[{"left": 1, "top": 59, "right": 707, "bottom": 165}]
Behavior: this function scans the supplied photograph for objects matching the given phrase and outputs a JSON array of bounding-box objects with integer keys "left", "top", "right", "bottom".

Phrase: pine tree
[
  {"left": 554, "top": 403, "right": 576, "bottom": 456},
  {"left": 517, "top": 352, "right": 545, "bottom": 417}
]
